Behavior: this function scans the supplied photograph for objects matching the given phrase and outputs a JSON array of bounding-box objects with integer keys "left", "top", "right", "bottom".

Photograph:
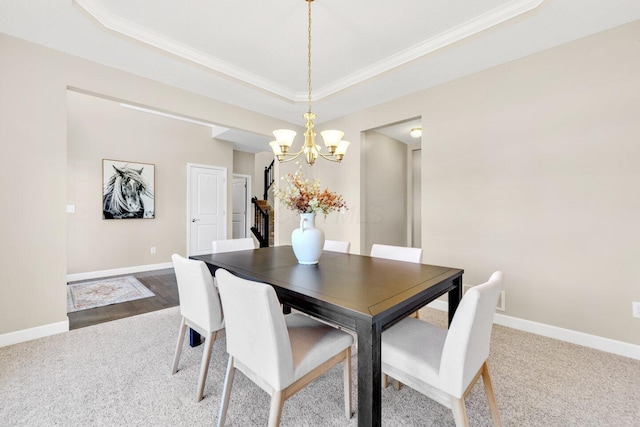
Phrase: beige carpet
[{"left": 1, "top": 306, "right": 638, "bottom": 426}]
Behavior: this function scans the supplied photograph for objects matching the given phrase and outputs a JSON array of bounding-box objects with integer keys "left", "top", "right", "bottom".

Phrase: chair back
[
  {"left": 324, "top": 240, "right": 350, "bottom": 253},
  {"left": 171, "top": 254, "right": 224, "bottom": 333},
  {"left": 215, "top": 268, "right": 294, "bottom": 391},
  {"left": 212, "top": 238, "right": 257, "bottom": 254},
  {"left": 439, "top": 271, "right": 503, "bottom": 397},
  {"left": 370, "top": 244, "right": 422, "bottom": 263}
]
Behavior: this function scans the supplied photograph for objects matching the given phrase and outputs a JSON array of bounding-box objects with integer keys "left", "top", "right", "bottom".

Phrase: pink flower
[{"left": 273, "top": 166, "right": 347, "bottom": 216}]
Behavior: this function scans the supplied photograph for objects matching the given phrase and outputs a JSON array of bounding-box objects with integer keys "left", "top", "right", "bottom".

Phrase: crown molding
[
  {"left": 75, "top": 0, "right": 543, "bottom": 103},
  {"left": 73, "top": 0, "right": 296, "bottom": 100},
  {"left": 311, "top": 0, "right": 544, "bottom": 101}
]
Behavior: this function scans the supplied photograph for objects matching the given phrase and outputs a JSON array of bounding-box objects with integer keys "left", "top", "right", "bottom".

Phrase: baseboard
[
  {"left": 3, "top": 263, "right": 173, "bottom": 348},
  {"left": 0, "top": 318, "right": 69, "bottom": 348},
  {"left": 426, "top": 300, "right": 640, "bottom": 361},
  {"left": 66, "top": 262, "right": 173, "bottom": 282}
]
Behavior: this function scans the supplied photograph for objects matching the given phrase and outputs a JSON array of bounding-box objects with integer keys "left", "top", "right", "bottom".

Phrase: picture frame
[{"left": 102, "top": 159, "right": 155, "bottom": 219}]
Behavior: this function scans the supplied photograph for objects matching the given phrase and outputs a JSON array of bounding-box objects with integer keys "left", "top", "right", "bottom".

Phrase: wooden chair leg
[
  {"left": 382, "top": 374, "right": 403, "bottom": 390},
  {"left": 216, "top": 356, "right": 236, "bottom": 427},
  {"left": 481, "top": 362, "right": 502, "bottom": 427},
  {"left": 451, "top": 397, "right": 470, "bottom": 427},
  {"left": 343, "top": 347, "right": 352, "bottom": 419},
  {"left": 196, "top": 331, "right": 216, "bottom": 402},
  {"left": 268, "top": 390, "right": 285, "bottom": 427},
  {"left": 171, "top": 318, "right": 187, "bottom": 374}
]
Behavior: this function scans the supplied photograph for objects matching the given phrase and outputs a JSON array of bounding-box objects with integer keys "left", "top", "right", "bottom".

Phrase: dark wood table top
[{"left": 192, "top": 245, "right": 463, "bottom": 330}]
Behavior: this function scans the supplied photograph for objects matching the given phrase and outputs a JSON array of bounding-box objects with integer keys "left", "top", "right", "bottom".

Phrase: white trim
[
  {"left": 120, "top": 104, "right": 230, "bottom": 139},
  {"left": 426, "top": 300, "right": 640, "bottom": 361},
  {"left": 73, "top": 0, "right": 295, "bottom": 100},
  {"left": 232, "top": 173, "right": 252, "bottom": 239},
  {"left": 66, "top": 262, "right": 173, "bottom": 282},
  {"left": 407, "top": 142, "right": 421, "bottom": 248},
  {"left": 0, "top": 318, "right": 69, "bottom": 348},
  {"left": 312, "top": 0, "right": 544, "bottom": 101},
  {"left": 74, "top": 0, "right": 543, "bottom": 102}
]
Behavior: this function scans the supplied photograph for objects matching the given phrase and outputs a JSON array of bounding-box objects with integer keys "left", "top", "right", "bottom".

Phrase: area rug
[{"left": 67, "top": 276, "right": 155, "bottom": 313}]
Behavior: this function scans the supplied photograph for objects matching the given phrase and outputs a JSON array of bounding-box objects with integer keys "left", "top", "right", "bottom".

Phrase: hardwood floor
[{"left": 68, "top": 268, "right": 179, "bottom": 330}]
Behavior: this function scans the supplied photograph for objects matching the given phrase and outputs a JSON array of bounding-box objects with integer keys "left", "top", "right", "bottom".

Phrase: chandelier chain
[
  {"left": 269, "top": 0, "right": 348, "bottom": 165},
  {"left": 307, "top": 0, "right": 312, "bottom": 113}
]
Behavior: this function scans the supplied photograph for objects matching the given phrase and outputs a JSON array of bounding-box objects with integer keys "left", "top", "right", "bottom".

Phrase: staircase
[
  {"left": 251, "top": 160, "right": 276, "bottom": 247},
  {"left": 256, "top": 199, "right": 274, "bottom": 245}
]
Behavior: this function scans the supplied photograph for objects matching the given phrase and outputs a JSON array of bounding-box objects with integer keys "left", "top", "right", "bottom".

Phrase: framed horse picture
[{"left": 102, "top": 159, "right": 155, "bottom": 219}]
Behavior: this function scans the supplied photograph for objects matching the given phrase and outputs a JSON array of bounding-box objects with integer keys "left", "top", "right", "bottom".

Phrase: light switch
[{"left": 66, "top": 204, "right": 76, "bottom": 213}]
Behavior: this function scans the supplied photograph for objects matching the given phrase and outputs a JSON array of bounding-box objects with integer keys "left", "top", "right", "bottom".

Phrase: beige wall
[
  {"left": 67, "top": 91, "right": 233, "bottom": 273},
  {"left": 3, "top": 19, "right": 640, "bottom": 347},
  {"left": 284, "top": 20, "right": 640, "bottom": 345},
  {"left": 363, "top": 131, "right": 408, "bottom": 254},
  {"left": 0, "top": 33, "right": 291, "bottom": 335},
  {"left": 232, "top": 150, "right": 255, "bottom": 177},
  {"left": 0, "top": 34, "right": 68, "bottom": 334}
]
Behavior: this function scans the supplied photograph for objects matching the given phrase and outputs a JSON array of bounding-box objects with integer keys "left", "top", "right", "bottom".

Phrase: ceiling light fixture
[
  {"left": 269, "top": 0, "right": 349, "bottom": 166},
  {"left": 410, "top": 127, "right": 422, "bottom": 138}
]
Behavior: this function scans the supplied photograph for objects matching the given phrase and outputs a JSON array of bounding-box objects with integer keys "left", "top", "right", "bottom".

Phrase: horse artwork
[{"left": 103, "top": 160, "right": 155, "bottom": 219}]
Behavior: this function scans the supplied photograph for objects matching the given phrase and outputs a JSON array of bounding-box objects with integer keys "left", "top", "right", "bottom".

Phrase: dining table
[{"left": 191, "top": 245, "right": 463, "bottom": 427}]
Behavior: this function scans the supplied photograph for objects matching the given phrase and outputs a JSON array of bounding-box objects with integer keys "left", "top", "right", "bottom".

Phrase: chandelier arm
[
  {"left": 317, "top": 152, "right": 341, "bottom": 162},
  {"left": 277, "top": 150, "right": 304, "bottom": 163}
]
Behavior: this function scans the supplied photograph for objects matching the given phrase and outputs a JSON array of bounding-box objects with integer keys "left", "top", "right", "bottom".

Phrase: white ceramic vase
[{"left": 291, "top": 213, "right": 325, "bottom": 264}]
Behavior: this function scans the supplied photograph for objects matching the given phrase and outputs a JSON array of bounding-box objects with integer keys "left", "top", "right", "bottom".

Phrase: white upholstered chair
[
  {"left": 215, "top": 268, "right": 353, "bottom": 427},
  {"left": 323, "top": 239, "right": 350, "bottom": 253},
  {"left": 171, "top": 254, "right": 225, "bottom": 402},
  {"left": 212, "top": 237, "right": 257, "bottom": 254},
  {"left": 370, "top": 243, "right": 422, "bottom": 263},
  {"left": 371, "top": 244, "right": 423, "bottom": 320},
  {"left": 381, "top": 271, "right": 504, "bottom": 427}
]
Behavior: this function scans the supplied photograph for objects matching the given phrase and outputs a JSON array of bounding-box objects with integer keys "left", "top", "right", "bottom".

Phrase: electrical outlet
[
  {"left": 633, "top": 301, "right": 640, "bottom": 318},
  {"left": 150, "top": 247, "right": 156, "bottom": 254}
]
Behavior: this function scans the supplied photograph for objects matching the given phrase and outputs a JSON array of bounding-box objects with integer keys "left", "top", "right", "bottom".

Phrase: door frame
[
  {"left": 186, "top": 163, "right": 228, "bottom": 256},
  {"left": 406, "top": 143, "right": 421, "bottom": 248},
  {"left": 232, "top": 173, "right": 252, "bottom": 239}
]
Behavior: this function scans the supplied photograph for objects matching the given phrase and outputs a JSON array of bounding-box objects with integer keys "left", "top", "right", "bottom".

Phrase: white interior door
[
  {"left": 232, "top": 176, "right": 249, "bottom": 238},
  {"left": 188, "top": 164, "right": 227, "bottom": 255}
]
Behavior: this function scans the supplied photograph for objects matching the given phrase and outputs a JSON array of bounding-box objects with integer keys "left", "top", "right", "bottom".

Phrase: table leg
[
  {"left": 355, "top": 319, "right": 382, "bottom": 427},
  {"left": 189, "top": 328, "right": 202, "bottom": 347},
  {"left": 447, "top": 276, "right": 463, "bottom": 327}
]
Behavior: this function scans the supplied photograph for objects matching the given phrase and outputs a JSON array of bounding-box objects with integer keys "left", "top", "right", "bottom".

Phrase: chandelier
[{"left": 269, "top": 0, "right": 349, "bottom": 166}]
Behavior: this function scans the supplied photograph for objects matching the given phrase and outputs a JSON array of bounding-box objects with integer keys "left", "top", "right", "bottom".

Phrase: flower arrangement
[{"left": 273, "top": 166, "right": 347, "bottom": 216}]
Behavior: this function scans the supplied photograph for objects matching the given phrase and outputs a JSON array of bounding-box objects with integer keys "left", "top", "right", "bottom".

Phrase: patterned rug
[{"left": 67, "top": 276, "right": 155, "bottom": 313}]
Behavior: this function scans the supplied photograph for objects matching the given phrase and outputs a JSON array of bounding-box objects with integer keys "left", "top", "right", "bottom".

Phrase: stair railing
[
  {"left": 250, "top": 196, "right": 270, "bottom": 248},
  {"left": 264, "top": 159, "right": 275, "bottom": 201}
]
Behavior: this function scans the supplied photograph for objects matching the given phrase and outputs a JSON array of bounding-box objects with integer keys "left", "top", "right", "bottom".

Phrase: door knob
[{"left": 192, "top": 218, "right": 199, "bottom": 222}]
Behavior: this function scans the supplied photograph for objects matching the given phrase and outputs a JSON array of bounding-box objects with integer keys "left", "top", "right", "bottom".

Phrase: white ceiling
[{"left": 2, "top": 0, "right": 639, "bottom": 151}]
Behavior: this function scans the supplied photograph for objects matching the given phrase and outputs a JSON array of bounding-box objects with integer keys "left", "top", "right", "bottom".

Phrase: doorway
[
  {"left": 187, "top": 164, "right": 227, "bottom": 256},
  {"left": 362, "top": 117, "right": 422, "bottom": 253},
  {"left": 232, "top": 174, "right": 251, "bottom": 238}
]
